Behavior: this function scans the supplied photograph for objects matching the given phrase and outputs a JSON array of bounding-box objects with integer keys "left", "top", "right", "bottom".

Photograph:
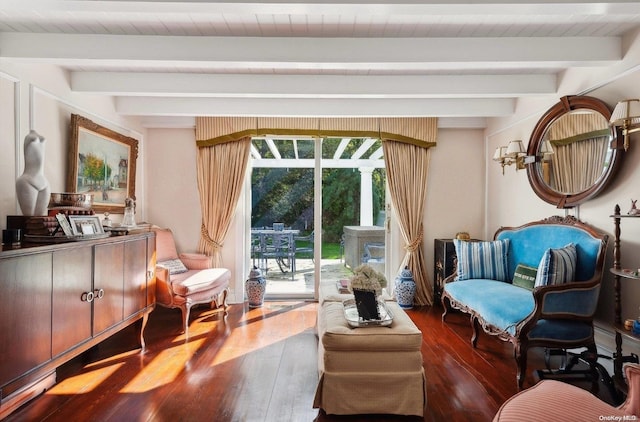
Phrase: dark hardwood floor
[{"left": 6, "top": 301, "right": 615, "bottom": 422}]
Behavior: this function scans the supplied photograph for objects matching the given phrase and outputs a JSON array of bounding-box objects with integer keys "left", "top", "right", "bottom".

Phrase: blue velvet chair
[{"left": 442, "top": 216, "right": 609, "bottom": 389}]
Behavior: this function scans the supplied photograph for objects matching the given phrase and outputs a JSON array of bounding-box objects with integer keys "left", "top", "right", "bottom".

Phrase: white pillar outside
[{"left": 359, "top": 167, "right": 374, "bottom": 226}]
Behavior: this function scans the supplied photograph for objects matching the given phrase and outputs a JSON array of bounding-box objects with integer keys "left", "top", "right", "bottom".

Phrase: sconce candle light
[
  {"left": 493, "top": 140, "right": 535, "bottom": 175},
  {"left": 610, "top": 99, "right": 640, "bottom": 151}
]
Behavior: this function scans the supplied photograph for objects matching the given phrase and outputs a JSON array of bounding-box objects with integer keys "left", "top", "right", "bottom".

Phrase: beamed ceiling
[{"left": 2, "top": 1, "right": 640, "bottom": 128}]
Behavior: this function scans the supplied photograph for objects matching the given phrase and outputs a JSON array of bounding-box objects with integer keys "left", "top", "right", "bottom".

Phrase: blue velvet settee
[{"left": 441, "top": 216, "right": 608, "bottom": 389}]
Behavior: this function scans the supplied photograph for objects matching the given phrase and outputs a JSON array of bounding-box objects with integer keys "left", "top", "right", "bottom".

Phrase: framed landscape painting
[{"left": 67, "top": 114, "right": 138, "bottom": 213}]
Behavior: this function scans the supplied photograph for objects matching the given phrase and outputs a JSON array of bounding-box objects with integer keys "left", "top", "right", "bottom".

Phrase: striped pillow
[
  {"left": 534, "top": 243, "right": 577, "bottom": 287},
  {"left": 453, "top": 239, "right": 510, "bottom": 282}
]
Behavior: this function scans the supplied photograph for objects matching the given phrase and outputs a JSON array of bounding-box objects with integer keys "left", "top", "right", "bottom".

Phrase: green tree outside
[{"left": 251, "top": 138, "right": 385, "bottom": 244}]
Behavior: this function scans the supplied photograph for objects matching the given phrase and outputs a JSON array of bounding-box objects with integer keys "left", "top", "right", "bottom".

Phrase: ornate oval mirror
[{"left": 526, "top": 95, "right": 623, "bottom": 208}]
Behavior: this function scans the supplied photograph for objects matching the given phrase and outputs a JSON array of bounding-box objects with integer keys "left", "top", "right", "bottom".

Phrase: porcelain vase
[
  {"left": 246, "top": 266, "right": 266, "bottom": 308},
  {"left": 395, "top": 266, "right": 416, "bottom": 309}
]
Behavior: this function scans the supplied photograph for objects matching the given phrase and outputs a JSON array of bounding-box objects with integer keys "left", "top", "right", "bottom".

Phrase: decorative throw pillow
[
  {"left": 158, "top": 258, "right": 188, "bottom": 275},
  {"left": 534, "top": 243, "right": 577, "bottom": 287},
  {"left": 512, "top": 263, "right": 537, "bottom": 290},
  {"left": 453, "top": 239, "right": 510, "bottom": 282}
]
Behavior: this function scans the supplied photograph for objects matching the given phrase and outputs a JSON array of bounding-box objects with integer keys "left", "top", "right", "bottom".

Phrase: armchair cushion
[
  {"left": 534, "top": 243, "right": 577, "bottom": 287},
  {"left": 444, "top": 279, "right": 534, "bottom": 335},
  {"left": 169, "top": 268, "right": 231, "bottom": 297},
  {"left": 158, "top": 258, "right": 188, "bottom": 275},
  {"left": 179, "top": 253, "right": 212, "bottom": 270}
]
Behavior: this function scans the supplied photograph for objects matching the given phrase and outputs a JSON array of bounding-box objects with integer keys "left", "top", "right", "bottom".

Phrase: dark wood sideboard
[{"left": 0, "top": 232, "right": 156, "bottom": 418}]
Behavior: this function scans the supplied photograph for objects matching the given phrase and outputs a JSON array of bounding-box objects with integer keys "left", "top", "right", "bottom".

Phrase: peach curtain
[
  {"left": 383, "top": 140, "right": 433, "bottom": 306},
  {"left": 547, "top": 113, "right": 610, "bottom": 194},
  {"left": 196, "top": 137, "right": 251, "bottom": 266},
  {"left": 195, "top": 116, "right": 437, "bottom": 297}
]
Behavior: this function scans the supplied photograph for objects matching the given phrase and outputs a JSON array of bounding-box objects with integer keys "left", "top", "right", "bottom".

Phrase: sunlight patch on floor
[
  {"left": 120, "top": 338, "right": 206, "bottom": 393},
  {"left": 48, "top": 362, "right": 125, "bottom": 395},
  {"left": 210, "top": 302, "right": 318, "bottom": 366}
]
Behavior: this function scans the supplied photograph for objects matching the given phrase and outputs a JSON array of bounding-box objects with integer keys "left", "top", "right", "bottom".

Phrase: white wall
[
  {"left": 424, "top": 128, "right": 486, "bottom": 281},
  {"left": 485, "top": 28, "right": 640, "bottom": 355},
  {"left": 0, "top": 61, "right": 147, "bottom": 230}
]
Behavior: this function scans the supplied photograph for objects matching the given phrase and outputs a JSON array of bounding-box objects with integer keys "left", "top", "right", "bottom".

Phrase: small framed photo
[
  {"left": 55, "top": 213, "right": 74, "bottom": 236},
  {"left": 68, "top": 215, "right": 105, "bottom": 236}
]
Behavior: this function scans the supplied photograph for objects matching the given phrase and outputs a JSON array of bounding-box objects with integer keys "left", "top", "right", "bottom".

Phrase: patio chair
[{"left": 295, "top": 230, "right": 314, "bottom": 262}]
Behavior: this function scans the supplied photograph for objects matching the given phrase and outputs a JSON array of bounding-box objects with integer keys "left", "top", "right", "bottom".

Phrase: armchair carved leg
[
  {"left": 212, "top": 287, "right": 229, "bottom": 311},
  {"left": 441, "top": 296, "right": 450, "bottom": 321},
  {"left": 180, "top": 303, "right": 193, "bottom": 334},
  {"left": 471, "top": 316, "right": 479, "bottom": 348},
  {"left": 514, "top": 341, "right": 527, "bottom": 390}
]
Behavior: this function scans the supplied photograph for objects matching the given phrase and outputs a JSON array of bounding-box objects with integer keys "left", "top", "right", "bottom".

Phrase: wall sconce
[
  {"left": 493, "top": 140, "right": 533, "bottom": 175},
  {"left": 610, "top": 99, "right": 640, "bottom": 151},
  {"left": 539, "top": 139, "right": 555, "bottom": 161}
]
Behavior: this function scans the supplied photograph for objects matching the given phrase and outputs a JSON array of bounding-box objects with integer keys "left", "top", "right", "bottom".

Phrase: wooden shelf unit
[{"left": 610, "top": 205, "right": 640, "bottom": 396}]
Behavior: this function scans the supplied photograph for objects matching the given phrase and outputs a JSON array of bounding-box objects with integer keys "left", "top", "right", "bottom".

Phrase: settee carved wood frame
[{"left": 441, "top": 215, "right": 608, "bottom": 390}]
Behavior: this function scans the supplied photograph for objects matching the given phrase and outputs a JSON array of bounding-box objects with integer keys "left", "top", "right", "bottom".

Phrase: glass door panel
[
  {"left": 251, "top": 138, "right": 315, "bottom": 298},
  {"left": 250, "top": 136, "right": 386, "bottom": 300},
  {"left": 319, "top": 138, "right": 386, "bottom": 290}
]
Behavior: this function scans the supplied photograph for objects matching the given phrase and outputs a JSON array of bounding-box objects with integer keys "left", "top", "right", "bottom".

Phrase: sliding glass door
[{"left": 250, "top": 136, "right": 385, "bottom": 300}]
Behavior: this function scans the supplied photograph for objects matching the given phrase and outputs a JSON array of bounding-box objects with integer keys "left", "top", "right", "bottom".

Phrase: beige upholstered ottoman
[{"left": 313, "top": 300, "right": 426, "bottom": 416}]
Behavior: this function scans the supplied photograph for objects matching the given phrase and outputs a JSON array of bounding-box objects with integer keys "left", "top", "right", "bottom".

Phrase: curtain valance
[
  {"left": 547, "top": 113, "right": 608, "bottom": 141},
  {"left": 195, "top": 117, "right": 437, "bottom": 148}
]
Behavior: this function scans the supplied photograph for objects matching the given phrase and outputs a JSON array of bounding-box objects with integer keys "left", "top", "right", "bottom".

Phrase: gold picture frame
[{"left": 67, "top": 114, "right": 138, "bottom": 213}]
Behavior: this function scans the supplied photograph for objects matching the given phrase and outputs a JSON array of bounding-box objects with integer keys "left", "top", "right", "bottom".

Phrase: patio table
[{"left": 251, "top": 228, "right": 300, "bottom": 279}]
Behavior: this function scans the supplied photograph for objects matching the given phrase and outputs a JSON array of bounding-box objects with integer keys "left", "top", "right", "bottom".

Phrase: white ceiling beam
[
  {"left": 4, "top": 1, "right": 640, "bottom": 17},
  {"left": 71, "top": 72, "right": 557, "bottom": 98},
  {"left": 0, "top": 34, "right": 621, "bottom": 69},
  {"left": 114, "top": 96, "right": 515, "bottom": 117}
]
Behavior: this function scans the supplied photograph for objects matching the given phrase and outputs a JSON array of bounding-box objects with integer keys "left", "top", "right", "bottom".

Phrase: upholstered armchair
[
  {"left": 494, "top": 363, "right": 640, "bottom": 421},
  {"left": 153, "top": 227, "right": 231, "bottom": 333}
]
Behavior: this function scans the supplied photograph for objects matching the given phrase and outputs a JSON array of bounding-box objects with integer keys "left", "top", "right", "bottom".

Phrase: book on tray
[{"left": 336, "top": 279, "right": 350, "bottom": 293}]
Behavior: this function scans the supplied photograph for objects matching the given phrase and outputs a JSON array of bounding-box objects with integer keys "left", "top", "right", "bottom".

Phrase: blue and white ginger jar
[
  {"left": 395, "top": 266, "right": 416, "bottom": 309},
  {"left": 246, "top": 266, "right": 266, "bottom": 308}
]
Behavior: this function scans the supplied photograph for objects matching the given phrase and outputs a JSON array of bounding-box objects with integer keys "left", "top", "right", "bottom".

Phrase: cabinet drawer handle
[
  {"left": 81, "top": 291, "right": 94, "bottom": 303},
  {"left": 94, "top": 288, "right": 105, "bottom": 299}
]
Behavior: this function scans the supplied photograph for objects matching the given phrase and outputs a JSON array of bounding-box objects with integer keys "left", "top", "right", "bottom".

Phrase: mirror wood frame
[{"left": 526, "top": 95, "right": 623, "bottom": 208}]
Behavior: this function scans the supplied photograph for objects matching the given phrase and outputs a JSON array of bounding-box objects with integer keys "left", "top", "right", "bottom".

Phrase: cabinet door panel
[
  {"left": 124, "top": 238, "right": 147, "bottom": 319},
  {"left": 52, "top": 248, "right": 92, "bottom": 357},
  {"left": 147, "top": 235, "right": 156, "bottom": 306},
  {"left": 0, "top": 254, "right": 52, "bottom": 387},
  {"left": 94, "top": 242, "right": 124, "bottom": 334}
]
